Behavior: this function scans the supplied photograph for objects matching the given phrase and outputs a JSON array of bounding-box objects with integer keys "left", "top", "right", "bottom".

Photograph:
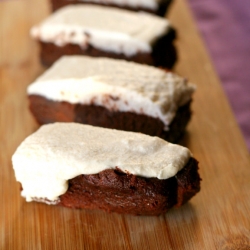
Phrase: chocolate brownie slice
[
  {"left": 12, "top": 123, "right": 201, "bottom": 215},
  {"left": 27, "top": 56, "right": 195, "bottom": 142},
  {"left": 30, "top": 5, "right": 177, "bottom": 68}
]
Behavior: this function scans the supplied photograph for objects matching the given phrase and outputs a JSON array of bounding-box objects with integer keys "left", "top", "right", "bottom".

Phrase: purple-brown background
[{"left": 187, "top": 0, "right": 250, "bottom": 151}]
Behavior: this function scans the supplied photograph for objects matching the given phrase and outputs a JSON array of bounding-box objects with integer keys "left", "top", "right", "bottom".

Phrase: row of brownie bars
[{"left": 11, "top": 1, "right": 201, "bottom": 215}]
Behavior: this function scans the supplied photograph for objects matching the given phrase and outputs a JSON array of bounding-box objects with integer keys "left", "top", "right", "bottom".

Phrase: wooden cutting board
[{"left": 1, "top": 0, "right": 250, "bottom": 249}]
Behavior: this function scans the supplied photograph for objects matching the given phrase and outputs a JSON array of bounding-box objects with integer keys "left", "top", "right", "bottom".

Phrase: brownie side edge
[
  {"left": 29, "top": 95, "right": 192, "bottom": 143},
  {"left": 58, "top": 157, "right": 200, "bottom": 215}
]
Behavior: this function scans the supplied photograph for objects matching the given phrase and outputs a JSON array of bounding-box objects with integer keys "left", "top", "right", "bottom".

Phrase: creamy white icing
[
  {"left": 78, "top": 0, "right": 163, "bottom": 10},
  {"left": 30, "top": 5, "right": 170, "bottom": 56},
  {"left": 27, "top": 56, "right": 195, "bottom": 130},
  {"left": 12, "top": 123, "right": 191, "bottom": 203}
]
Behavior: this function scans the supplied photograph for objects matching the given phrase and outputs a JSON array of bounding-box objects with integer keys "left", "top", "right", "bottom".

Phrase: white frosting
[
  {"left": 78, "top": 0, "right": 163, "bottom": 10},
  {"left": 28, "top": 56, "right": 195, "bottom": 130},
  {"left": 30, "top": 5, "right": 170, "bottom": 56},
  {"left": 12, "top": 123, "right": 191, "bottom": 202}
]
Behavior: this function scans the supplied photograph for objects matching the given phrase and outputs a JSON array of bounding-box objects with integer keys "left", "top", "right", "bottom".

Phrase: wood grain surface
[{"left": 1, "top": 0, "right": 250, "bottom": 249}]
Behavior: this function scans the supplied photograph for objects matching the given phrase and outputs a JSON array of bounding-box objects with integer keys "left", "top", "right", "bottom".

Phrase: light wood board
[{"left": 1, "top": 0, "right": 250, "bottom": 249}]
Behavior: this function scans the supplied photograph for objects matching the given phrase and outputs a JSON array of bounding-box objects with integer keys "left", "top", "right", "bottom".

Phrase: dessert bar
[
  {"left": 12, "top": 123, "right": 201, "bottom": 215},
  {"left": 28, "top": 56, "right": 195, "bottom": 142}
]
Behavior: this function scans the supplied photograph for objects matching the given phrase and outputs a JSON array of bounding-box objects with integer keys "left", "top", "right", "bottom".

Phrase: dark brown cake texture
[
  {"left": 59, "top": 157, "right": 201, "bottom": 215},
  {"left": 28, "top": 95, "right": 191, "bottom": 143},
  {"left": 50, "top": 0, "right": 173, "bottom": 16}
]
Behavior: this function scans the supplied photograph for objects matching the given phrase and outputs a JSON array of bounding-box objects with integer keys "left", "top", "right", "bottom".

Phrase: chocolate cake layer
[
  {"left": 39, "top": 28, "right": 177, "bottom": 68},
  {"left": 29, "top": 95, "right": 192, "bottom": 143},
  {"left": 50, "top": 0, "right": 173, "bottom": 16},
  {"left": 59, "top": 157, "right": 200, "bottom": 215}
]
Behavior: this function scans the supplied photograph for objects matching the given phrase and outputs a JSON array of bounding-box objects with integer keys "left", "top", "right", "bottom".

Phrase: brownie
[
  {"left": 50, "top": 0, "right": 173, "bottom": 16},
  {"left": 27, "top": 56, "right": 195, "bottom": 142},
  {"left": 59, "top": 157, "right": 200, "bottom": 215},
  {"left": 12, "top": 123, "right": 201, "bottom": 216},
  {"left": 39, "top": 29, "right": 177, "bottom": 68},
  {"left": 28, "top": 95, "right": 191, "bottom": 143},
  {"left": 31, "top": 5, "right": 177, "bottom": 68}
]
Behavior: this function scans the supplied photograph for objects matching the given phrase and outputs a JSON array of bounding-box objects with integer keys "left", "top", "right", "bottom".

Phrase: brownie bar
[
  {"left": 39, "top": 28, "right": 177, "bottom": 68},
  {"left": 59, "top": 157, "right": 200, "bottom": 215},
  {"left": 50, "top": 0, "right": 173, "bottom": 16},
  {"left": 13, "top": 123, "right": 200, "bottom": 215},
  {"left": 29, "top": 95, "right": 191, "bottom": 143}
]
